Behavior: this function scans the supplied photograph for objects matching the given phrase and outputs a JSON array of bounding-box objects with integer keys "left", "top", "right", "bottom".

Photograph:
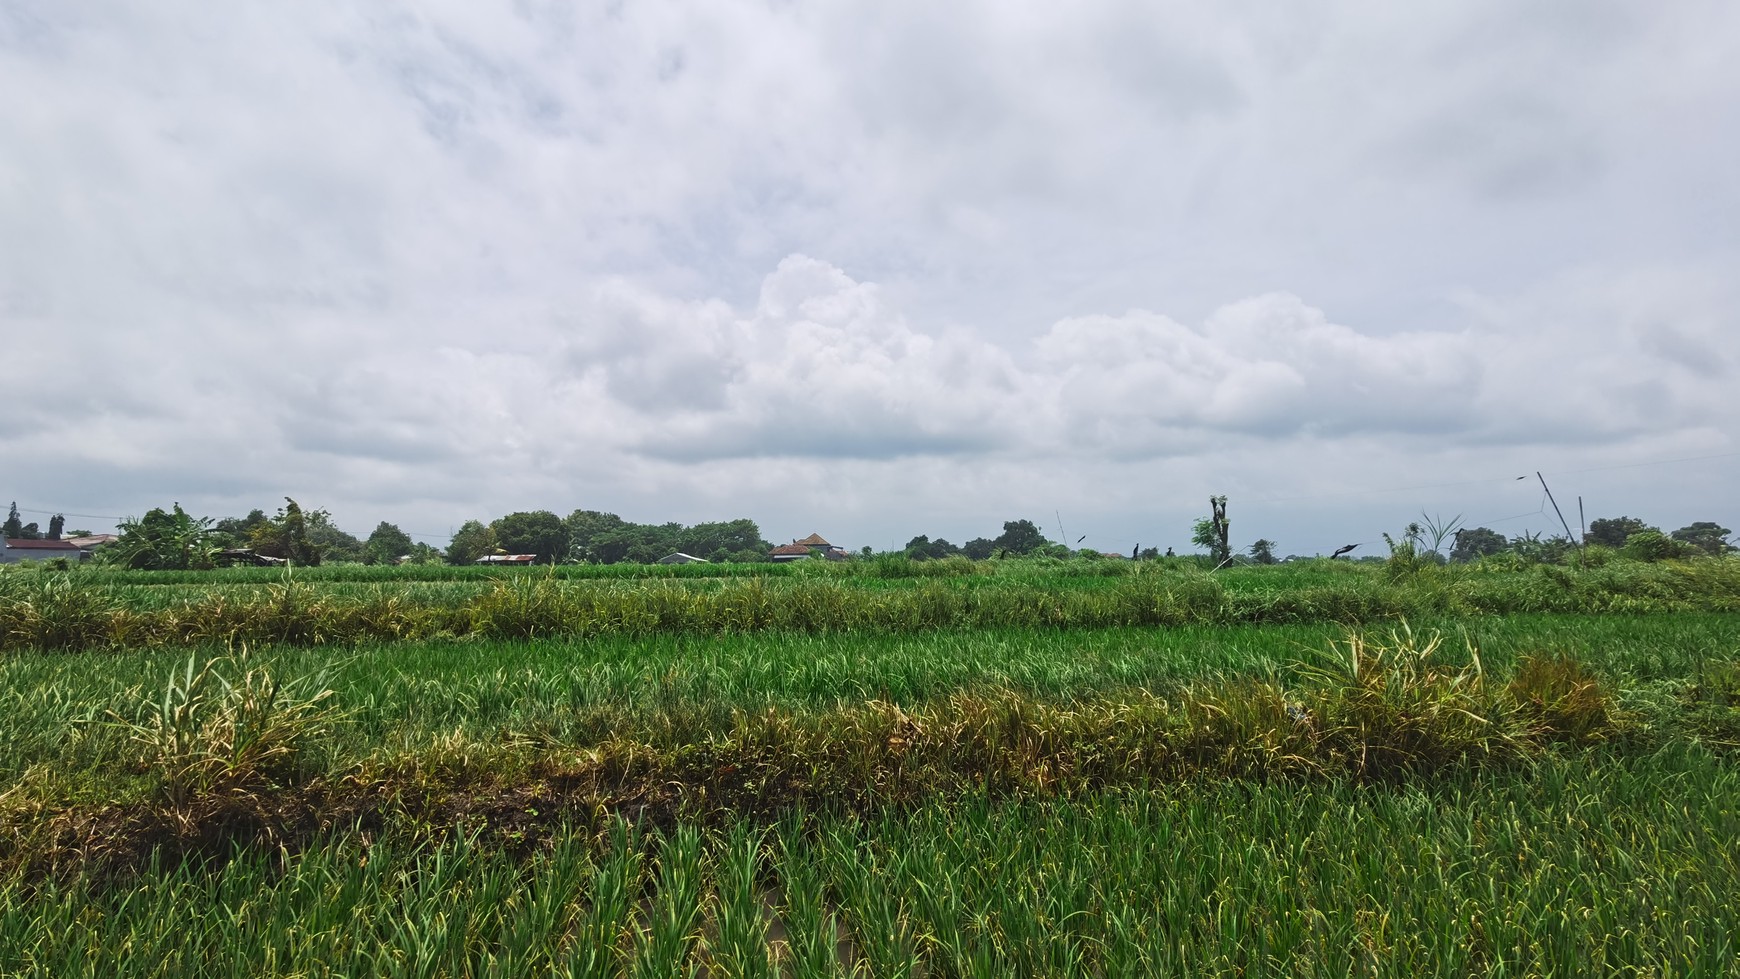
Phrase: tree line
[
  {"left": 14, "top": 494, "right": 1734, "bottom": 572},
  {"left": 80, "top": 501, "right": 776, "bottom": 570}
]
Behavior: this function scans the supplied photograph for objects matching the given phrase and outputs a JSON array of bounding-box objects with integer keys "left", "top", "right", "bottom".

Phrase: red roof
[
  {"left": 4, "top": 539, "right": 82, "bottom": 551},
  {"left": 795, "top": 533, "right": 832, "bottom": 547},
  {"left": 770, "top": 543, "right": 814, "bottom": 556}
]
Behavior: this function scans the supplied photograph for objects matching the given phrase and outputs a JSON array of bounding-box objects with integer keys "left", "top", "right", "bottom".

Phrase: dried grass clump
[
  {"left": 106, "top": 650, "right": 338, "bottom": 810},
  {"left": 1507, "top": 652, "right": 1622, "bottom": 743}
]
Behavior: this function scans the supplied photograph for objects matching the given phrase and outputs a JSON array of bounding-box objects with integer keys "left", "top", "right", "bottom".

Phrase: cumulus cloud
[{"left": 2, "top": 1, "right": 1737, "bottom": 547}]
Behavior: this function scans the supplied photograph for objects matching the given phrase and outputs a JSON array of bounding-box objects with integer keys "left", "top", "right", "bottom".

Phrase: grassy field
[{"left": 2, "top": 557, "right": 1739, "bottom": 975}]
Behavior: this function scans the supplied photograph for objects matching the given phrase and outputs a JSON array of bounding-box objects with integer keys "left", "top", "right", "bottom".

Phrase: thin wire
[
  {"left": 1243, "top": 473, "right": 1528, "bottom": 506},
  {"left": 12, "top": 507, "right": 127, "bottom": 521},
  {"left": 1241, "top": 446, "right": 1736, "bottom": 508},
  {"left": 1546, "top": 450, "right": 1740, "bottom": 477}
]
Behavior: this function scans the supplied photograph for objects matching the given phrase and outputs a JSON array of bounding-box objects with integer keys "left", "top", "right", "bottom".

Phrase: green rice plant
[
  {"left": 818, "top": 827, "right": 923, "bottom": 978},
  {"left": 704, "top": 823, "right": 777, "bottom": 979},
  {"left": 631, "top": 824, "right": 707, "bottom": 978},
  {"left": 571, "top": 817, "right": 644, "bottom": 976},
  {"left": 772, "top": 822, "right": 853, "bottom": 979}
]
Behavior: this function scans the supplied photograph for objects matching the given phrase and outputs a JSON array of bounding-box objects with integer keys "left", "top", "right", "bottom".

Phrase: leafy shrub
[{"left": 1622, "top": 530, "right": 1692, "bottom": 562}]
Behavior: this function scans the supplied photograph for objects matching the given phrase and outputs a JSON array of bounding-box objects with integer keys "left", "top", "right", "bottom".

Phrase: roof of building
[
  {"left": 657, "top": 552, "right": 709, "bottom": 564},
  {"left": 3, "top": 538, "right": 82, "bottom": 551},
  {"left": 476, "top": 554, "right": 538, "bottom": 564},
  {"left": 795, "top": 533, "right": 832, "bottom": 547},
  {"left": 66, "top": 534, "right": 119, "bottom": 548},
  {"left": 770, "top": 543, "right": 814, "bottom": 556}
]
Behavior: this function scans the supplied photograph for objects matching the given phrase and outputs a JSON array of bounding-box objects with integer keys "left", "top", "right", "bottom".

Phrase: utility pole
[{"left": 1537, "top": 473, "right": 1581, "bottom": 549}]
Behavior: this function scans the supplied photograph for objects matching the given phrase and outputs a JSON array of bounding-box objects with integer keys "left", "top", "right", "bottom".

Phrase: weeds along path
[
  {"left": 4, "top": 558, "right": 1740, "bottom": 652},
  {"left": 7, "top": 617, "right": 1740, "bottom": 883}
]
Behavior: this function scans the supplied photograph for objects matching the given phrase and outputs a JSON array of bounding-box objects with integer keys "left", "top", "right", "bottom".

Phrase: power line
[
  {"left": 12, "top": 506, "right": 127, "bottom": 521},
  {"left": 1546, "top": 450, "right": 1740, "bottom": 477},
  {"left": 1241, "top": 446, "right": 1738, "bottom": 508}
]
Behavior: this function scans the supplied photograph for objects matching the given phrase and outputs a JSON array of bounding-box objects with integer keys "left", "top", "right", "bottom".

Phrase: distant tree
[
  {"left": 962, "top": 537, "right": 996, "bottom": 560},
  {"left": 214, "top": 509, "right": 270, "bottom": 544},
  {"left": 409, "top": 541, "right": 444, "bottom": 564},
  {"left": 1138, "top": 546, "right": 1159, "bottom": 560},
  {"left": 1248, "top": 539, "right": 1277, "bottom": 565},
  {"left": 1670, "top": 522, "right": 1733, "bottom": 557},
  {"left": 1585, "top": 516, "right": 1656, "bottom": 549},
  {"left": 1193, "top": 497, "right": 1231, "bottom": 564},
  {"left": 106, "top": 503, "right": 219, "bottom": 570},
  {"left": 993, "top": 519, "right": 1049, "bottom": 556},
  {"left": 47, "top": 514, "right": 64, "bottom": 540},
  {"left": 304, "top": 508, "right": 363, "bottom": 563},
  {"left": 563, "top": 509, "right": 628, "bottom": 563},
  {"left": 678, "top": 519, "right": 766, "bottom": 560},
  {"left": 904, "top": 535, "right": 962, "bottom": 561},
  {"left": 447, "top": 520, "right": 498, "bottom": 565},
  {"left": 492, "top": 510, "right": 569, "bottom": 564},
  {"left": 2, "top": 503, "right": 20, "bottom": 539},
  {"left": 1449, "top": 527, "right": 1508, "bottom": 563},
  {"left": 1191, "top": 520, "right": 1222, "bottom": 561},
  {"left": 251, "top": 498, "right": 322, "bottom": 565},
  {"left": 365, "top": 522, "right": 416, "bottom": 565},
  {"left": 18, "top": 522, "right": 39, "bottom": 539}
]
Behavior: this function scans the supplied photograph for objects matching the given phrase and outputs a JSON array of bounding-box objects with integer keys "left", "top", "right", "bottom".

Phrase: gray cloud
[{"left": 2, "top": 1, "right": 1737, "bottom": 549}]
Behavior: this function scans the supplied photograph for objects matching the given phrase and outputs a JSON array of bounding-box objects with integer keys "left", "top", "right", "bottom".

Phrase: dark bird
[{"left": 1330, "top": 543, "right": 1359, "bottom": 560}]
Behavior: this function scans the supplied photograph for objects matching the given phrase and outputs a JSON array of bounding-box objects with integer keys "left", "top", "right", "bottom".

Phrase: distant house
[
  {"left": 657, "top": 552, "right": 709, "bottom": 565},
  {"left": 476, "top": 553, "right": 537, "bottom": 565},
  {"left": 771, "top": 533, "right": 850, "bottom": 562},
  {"left": 1, "top": 538, "right": 86, "bottom": 564}
]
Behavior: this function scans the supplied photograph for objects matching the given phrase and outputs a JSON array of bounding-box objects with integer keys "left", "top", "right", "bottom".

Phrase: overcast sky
[{"left": 4, "top": 1, "right": 1738, "bottom": 556}]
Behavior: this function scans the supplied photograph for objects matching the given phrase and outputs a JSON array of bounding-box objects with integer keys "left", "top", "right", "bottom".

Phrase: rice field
[{"left": 2, "top": 557, "right": 1738, "bottom": 975}]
